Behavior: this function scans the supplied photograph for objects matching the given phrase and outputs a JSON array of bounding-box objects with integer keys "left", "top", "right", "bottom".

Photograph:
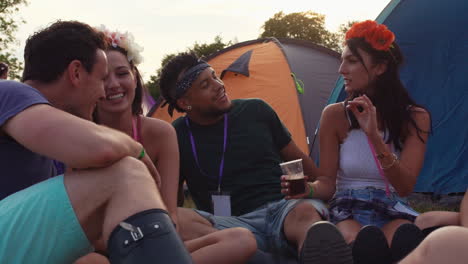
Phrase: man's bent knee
[
  {"left": 109, "top": 157, "right": 155, "bottom": 186},
  {"left": 230, "top": 227, "right": 257, "bottom": 251},
  {"left": 286, "top": 202, "right": 321, "bottom": 223},
  {"left": 177, "top": 208, "right": 215, "bottom": 240}
]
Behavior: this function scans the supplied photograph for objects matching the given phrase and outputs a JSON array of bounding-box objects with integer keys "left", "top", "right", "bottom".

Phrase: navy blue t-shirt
[{"left": 0, "top": 80, "right": 56, "bottom": 200}]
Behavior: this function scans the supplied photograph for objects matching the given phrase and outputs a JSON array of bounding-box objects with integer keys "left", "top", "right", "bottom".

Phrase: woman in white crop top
[{"left": 317, "top": 20, "right": 431, "bottom": 264}]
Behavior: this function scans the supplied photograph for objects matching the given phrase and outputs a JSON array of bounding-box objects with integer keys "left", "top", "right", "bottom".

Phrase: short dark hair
[
  {"left": 159, "top": 52, "right": 200, "bottom": 116},
  {"left": 22, "top": 20, "right": 107, "bottom": 83}
]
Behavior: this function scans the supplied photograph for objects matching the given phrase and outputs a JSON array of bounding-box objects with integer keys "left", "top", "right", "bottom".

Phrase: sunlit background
[{"left": 13, "top": 0, "right": 391, "bottom": 78}]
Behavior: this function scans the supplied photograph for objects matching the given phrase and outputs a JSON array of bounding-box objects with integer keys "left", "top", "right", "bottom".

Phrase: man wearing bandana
[{"left": 160, "top": 53, "right": 351, "bottom": 264}]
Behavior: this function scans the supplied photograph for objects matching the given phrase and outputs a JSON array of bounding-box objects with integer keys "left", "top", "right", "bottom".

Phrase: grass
[
  {"left": 407, "top": 193, "right": 461, "bottom": 213},
  {"left": 182, "top": 195, "right": 196, "bottom": 209}
]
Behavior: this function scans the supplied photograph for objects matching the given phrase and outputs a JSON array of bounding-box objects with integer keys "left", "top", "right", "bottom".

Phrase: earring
[{"left": 187, "top": 106, "right": 192, "bottom": 110}]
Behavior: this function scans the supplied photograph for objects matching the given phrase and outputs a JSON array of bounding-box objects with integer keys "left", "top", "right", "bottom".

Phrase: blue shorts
[
  {"left": 329, "top": 187, "right": 418, "bottom": 228},
  {"left": 0, "top": 175, "right": 93, "bottom": 263},
  {"left": 195, "top": 198, "right": 328, "bottom": 256}
]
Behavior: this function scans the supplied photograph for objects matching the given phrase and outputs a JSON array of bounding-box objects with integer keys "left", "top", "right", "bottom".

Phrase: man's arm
[{"left": 3, "top": 104, "right": 142, "bottom": 168}]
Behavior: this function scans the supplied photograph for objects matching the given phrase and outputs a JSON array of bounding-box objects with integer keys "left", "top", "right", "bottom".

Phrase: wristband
[
  {"left": 137, "top": 148, "right": 145, "bottom": 160},
  {"left": 307, "top": 183, "right": 314, "bottom": 198}
]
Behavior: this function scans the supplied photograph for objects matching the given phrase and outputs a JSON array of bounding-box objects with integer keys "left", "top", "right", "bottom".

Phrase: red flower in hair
[
  {"left": 366, "top": 24, "right": 395, "bottom": 51},
  {"left": 346, "top": 20, "right": 395, "bottom": 51},
  {"left": 346, "top": 20, "right": 377, "bottom": 39}
]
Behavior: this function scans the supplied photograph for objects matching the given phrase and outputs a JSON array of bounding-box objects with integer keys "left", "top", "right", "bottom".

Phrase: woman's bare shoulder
[
  {"left": 321, "top": 102, "right": 348, "bottom": 123},
  {"left": 141, "top": 116, "right": 176, "bottom": 137}
]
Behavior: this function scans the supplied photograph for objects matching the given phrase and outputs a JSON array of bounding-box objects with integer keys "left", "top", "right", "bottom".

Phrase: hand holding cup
[{"left": 279, "top": 159, "right": 308, "bottom": 199}]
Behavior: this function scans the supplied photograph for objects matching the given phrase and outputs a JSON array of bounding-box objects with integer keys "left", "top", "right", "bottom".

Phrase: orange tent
[{"left": 150, "top": 38, "right": 340, "bottom": 157}]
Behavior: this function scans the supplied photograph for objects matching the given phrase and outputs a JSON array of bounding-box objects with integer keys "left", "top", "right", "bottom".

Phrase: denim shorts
[
  {"left": 195, "top": 198, "right": 328, "bottom": 255},
  {"left": 0, "top": 175, "right": 92, "bottom": 263},
  {"left": 329, "top": 187, "right": 418, "bottom": 228}
]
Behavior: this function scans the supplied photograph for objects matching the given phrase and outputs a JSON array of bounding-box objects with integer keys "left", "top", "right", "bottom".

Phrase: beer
[{"left": 286, "top": 173, "right": 305, "bottom": 196}]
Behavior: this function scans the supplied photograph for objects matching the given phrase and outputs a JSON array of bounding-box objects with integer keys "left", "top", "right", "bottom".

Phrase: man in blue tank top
[{"left": 0, "top": 21, "right": 191, "bottom": 264}]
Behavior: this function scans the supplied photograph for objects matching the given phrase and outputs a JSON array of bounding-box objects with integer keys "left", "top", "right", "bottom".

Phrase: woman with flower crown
[
  {"left": 74, "top": 26, "right": 256, "bottom": 264},
  {"left": 313, "top": 20, "right": 431, "bottom": 264}
]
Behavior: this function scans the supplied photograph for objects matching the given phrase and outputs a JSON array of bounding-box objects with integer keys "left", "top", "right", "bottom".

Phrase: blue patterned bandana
[{"left": 174, "top": 62, "right": 211, "bottom": 99}]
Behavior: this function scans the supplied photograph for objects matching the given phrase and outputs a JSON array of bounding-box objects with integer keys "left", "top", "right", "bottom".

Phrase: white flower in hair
[{"left": 96, "top": 25, "right": 144, "bottom": 65}]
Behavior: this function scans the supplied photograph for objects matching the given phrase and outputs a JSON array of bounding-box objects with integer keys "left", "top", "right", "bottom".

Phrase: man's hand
[{"left": 281, "top": 175, "right": 310, "bottom": 200}]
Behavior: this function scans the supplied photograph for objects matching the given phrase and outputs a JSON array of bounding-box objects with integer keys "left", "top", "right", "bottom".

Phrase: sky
[{"left": 13, "top": 0, "right": 391, "bottom": 80}]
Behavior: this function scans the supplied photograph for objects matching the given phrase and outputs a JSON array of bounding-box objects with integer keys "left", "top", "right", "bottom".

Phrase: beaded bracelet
[{"left": 381, "top": 153, "right": 398, "bottom": 170}]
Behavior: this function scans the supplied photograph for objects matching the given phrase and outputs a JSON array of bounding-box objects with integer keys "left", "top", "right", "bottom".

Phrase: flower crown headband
[
  {"left": 96, "top": 25, "right": 144, "bottom": 65},
  {"left": 345, "top": 20, "right": 395, "bottom": 51}
]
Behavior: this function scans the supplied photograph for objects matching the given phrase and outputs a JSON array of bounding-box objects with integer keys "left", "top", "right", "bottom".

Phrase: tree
[
  {"left": 337, "top": 20, "right": 359, "bottom": 43},
  {"left": 1, "top": 0, "right": 28, "bottom": 79},
  {"left": 146, "top": 53, "right": 176, "bottom": 99},
  {"left": 260, "top": 11, "right": 340, "bottom": 51},
  {"left": 146, "top": 35, "right": 231, "bottom": 99}
]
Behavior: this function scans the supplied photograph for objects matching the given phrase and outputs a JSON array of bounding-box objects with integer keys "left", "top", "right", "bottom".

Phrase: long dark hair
[
  {"left": 93, "top": 47, "right": 144, "bottom": 124},
  {"left": 345, "top": 38, "right": 430, "bottom": 150},
  {"left": 108, "top": 46, "right": 144, "bottom": 115}
]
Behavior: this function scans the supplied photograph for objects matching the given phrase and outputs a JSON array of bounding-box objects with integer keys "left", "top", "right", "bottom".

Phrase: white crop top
[{"left": 336, "top": 129, "right": 399, "bottom": 191}]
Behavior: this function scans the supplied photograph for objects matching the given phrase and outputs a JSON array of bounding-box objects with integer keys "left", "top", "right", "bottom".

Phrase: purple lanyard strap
[{"left": 185, "top": 114, "right": 228, "bottom": 192}]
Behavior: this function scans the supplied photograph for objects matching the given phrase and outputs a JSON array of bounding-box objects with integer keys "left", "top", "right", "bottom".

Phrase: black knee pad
[{"left": 107, "top": 209, "right": 193, "bottom": 264}]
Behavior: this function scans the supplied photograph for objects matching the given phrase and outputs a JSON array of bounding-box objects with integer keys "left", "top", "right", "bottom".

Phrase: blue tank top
[{"left": 0, "top": 80, "right": 57, "bottom": 200}]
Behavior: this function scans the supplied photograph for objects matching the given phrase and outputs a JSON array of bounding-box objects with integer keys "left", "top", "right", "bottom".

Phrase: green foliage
[
  {"left": 0, "top": 0, "right": 28, "bottom": 79},
  {"left": 145, "top": 74, "right": 160, "bottom": 99},
  {"left": 0, "top": 52, "right": 22, "bottom": 80},
  {"left": 260, "top": 11, "right": 341, "bottom": 52},
  {"left": 146, "top": 35, "right": 231, "bottom": 100},
  {"left": 337, "top": 20, "right": 359, "bottom": 44},
  {"left": 260, "top": 11, "right": 359, "bottom": 53},
  {"left": 192, "top": 35, "right": 230, "bottom": 58}
]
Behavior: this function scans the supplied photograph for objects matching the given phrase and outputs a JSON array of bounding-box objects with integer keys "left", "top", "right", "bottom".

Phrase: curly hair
[
  {"left": 22, "top": 20, "right": 107, "bottom": 83},
  {"left": 159, "top": 52, "right": 200, "bottom": 116}
]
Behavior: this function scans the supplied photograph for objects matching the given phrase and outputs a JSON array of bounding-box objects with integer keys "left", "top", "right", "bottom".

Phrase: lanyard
[{"left": 185, "top": 114, "right": 228, "bottom": 192}]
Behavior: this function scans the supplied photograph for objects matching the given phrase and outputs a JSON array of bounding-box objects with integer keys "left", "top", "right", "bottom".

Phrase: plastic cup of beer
[{"left": 280, "top": 158, "right": 306, "bottom": 196}]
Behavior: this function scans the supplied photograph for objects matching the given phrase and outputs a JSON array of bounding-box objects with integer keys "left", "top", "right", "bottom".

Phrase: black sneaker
[
  {"left": 390, "top": 223, "right": 424, "bottom": 262},
  {"left": 421, "top": 225, "right": 443, "bottom": 238},
  {"left": 352, "top": 225, "right": 391, "bottom": 264},
  {"left": 299, "top": 221, "right": 353, "bottom": 264}
]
